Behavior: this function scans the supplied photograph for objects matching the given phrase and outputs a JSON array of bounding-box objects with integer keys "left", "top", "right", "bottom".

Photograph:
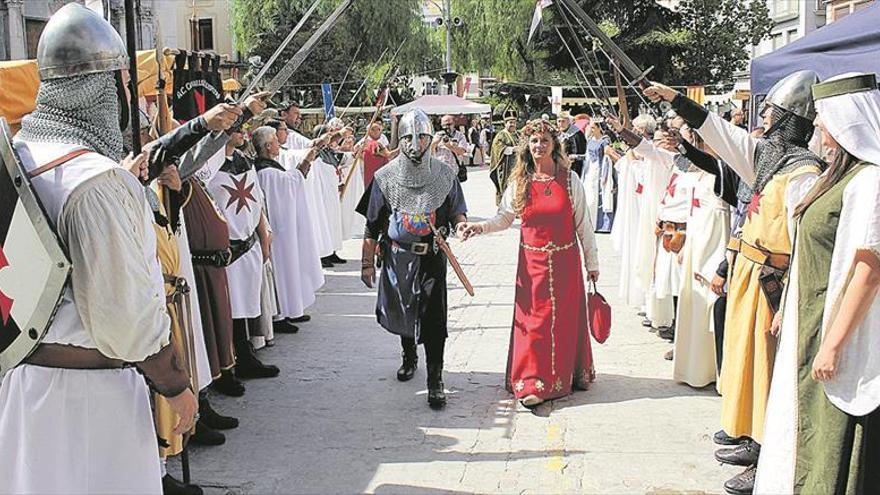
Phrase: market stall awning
[
  {"left": 750, "top": 2, "right": 880, "bottom": 97},
  {"left": 391, "top": 95, "right": 490, "bottom": 116}
]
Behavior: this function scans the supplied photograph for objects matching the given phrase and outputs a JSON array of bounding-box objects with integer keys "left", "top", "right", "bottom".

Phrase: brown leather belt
[
  {"left": 658, "top": 220, "right": 687, "bottom": 232},
  {"left": 24, "top": 343, "right": 128, "bottom": 370},
  {"left": 728, "top": 238, "right": 790, "bottom": 271}
]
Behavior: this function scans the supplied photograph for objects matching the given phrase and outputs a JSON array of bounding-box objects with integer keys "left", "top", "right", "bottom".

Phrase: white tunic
[
  {"left": 208, "top": 160, "right": 265, "bottom": 319},
  {"left": 256, "top": 153, "right": 325, "bottom": 319},
  {"left": 610, "top": 153, "right": 644, "bottom": 307},
  {"left": 673, "top": 172, "right": 730, "bottom": 387},
  {"left": 756, "top": 165, "right": 880, "bottom": 494},
  {"left": 339, "top": 152, "right": 366, "bottom": 240},
  {"left": 303, "top": 154, "right": 344, "bottom": 256},
  {"left": 0, "top": 141, "right": 168, "bottom": 493},
  {"left": 654, "top": 169, "right": 696, "bottom": 299}
]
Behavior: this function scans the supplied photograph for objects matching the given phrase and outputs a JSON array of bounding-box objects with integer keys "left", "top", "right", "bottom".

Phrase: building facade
[
  {"left": 825, "top": 0, "right": 875, "bottom": 22},
  {"left": 750, "top": 0, "right": 826, "bottom": 58},
  {"left": 0, "top": 0, "right": 236, "bottom": 62}
]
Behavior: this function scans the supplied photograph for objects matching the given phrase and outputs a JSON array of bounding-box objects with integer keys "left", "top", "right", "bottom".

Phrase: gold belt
[{"left": 520, "top": 240, "right": 576, "bottom": 253}]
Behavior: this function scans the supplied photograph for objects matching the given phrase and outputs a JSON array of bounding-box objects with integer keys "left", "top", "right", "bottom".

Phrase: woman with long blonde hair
[{"left": 460, "top": 120, "right": 600, "bottom": 408}]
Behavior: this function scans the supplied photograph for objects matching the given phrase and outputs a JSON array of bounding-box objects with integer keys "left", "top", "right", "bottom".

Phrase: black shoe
[
  {"left": 328, "top": 253, "right": 347, "bottom": 264},
  {"left": 427, "top": 364, "right": 446, "bottom": 409},
  {"left": 715, "top": 441, "right": 760, "bottom": 466},
  {"left": 273, "top": 319, "right": 299, "bottom": 334},
  {"left": 211, "top": 370, "right": 245, "bottom": 397},
  {"left": 162, "top": 474, "right": 203, "bottom": 495},
  {"left": 321, "top": 257, "right": 333, "bottom": 268},
  {"left": 190, "top": 420, "right": 226, "bottom": 446},
  {"left": 289, "top": 315, "right": 311, "bottom": 323},
  {"left": 199, "top": 395, "right": 239, "bottom": 430},
  {"left": 724, "top": 465, "right": 756, "bottom": 495},
  {"left": 641, "top": 318, "right": 653, "bottom": 327},
  {"left": 637, "top": 311, "right": 647, "bottom": 317},
  {"left": 658, "top": 326, "right": 675, "bottom": 341},
  {"left": 664, "top": 349, "right": 674, "bottom": 361},
  {"left": 714, "top": 430, "right": 749, "bottom": 446},
  {"left": 236, "top": 359, "right": 281, "bottom": 379},
  {"left": 397, "top": 343, "right": 418, "bottom": 382}
]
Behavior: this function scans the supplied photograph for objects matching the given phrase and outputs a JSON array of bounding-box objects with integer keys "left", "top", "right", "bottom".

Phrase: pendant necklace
[{"left": 541, "top": 163, "right": 557, "bottom": 196}]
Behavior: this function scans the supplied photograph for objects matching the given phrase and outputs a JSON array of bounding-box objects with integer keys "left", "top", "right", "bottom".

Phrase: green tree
[{"left": 230, "top": 0, "right": 441, "bottom": 107}]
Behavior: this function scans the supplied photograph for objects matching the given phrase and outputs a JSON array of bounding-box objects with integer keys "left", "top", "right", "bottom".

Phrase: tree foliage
[
  {"left": 229, "top": 0, "right": 440, "bottom": 107},
  {"left": 449, "top": 0, "right": 773, "bottom": 87}
]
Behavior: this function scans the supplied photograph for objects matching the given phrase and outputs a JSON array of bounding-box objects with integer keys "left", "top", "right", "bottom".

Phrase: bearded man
[{"left": 356, "top": 108, "right": 468, "bottom": 409}]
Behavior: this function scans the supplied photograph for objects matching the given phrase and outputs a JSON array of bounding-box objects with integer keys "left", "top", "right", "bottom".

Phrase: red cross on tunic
[
  {"left": 746, "top": 191, "right": 763, "bottom": 222},
  {"left": 661, "top": 173, "right": 679, "bottom": 205},
  {"left": 222, "top": 175, "right": 256, "bottom": 214},
  {"left": 0, "top": 246, "right": 14, "bottom": 325},
  {"left": 690, "top": 188, "right": 702, "bottom": 216},
  {"left": 635, "top": 182, "right": 644, "bottom": 195}
]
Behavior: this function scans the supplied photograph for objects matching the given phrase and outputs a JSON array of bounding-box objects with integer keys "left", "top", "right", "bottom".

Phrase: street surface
[{"left": 178, "top": 167, "right": 741, "bottom": 494}]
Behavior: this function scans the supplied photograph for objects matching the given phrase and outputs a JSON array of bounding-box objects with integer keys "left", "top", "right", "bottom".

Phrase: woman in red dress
[{"left": 461, "top": 120, "right": 600, "bottom": 408}]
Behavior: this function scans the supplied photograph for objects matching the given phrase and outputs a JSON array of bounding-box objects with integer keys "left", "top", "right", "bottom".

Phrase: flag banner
[
  {"left": 528, "top": 0, "right": 554, "bottom": 44},
  {"left": 172, "top": 52, "right": 223, "bottom": 123},
  {"left": 322, "top": 83, "right": 335, "bottom": 119},
  {"left": 551, "top": 86, "right": 563, "bottom": 115},
  {"left": 687, "top": 85, "right": 706, "bottom": 105}
]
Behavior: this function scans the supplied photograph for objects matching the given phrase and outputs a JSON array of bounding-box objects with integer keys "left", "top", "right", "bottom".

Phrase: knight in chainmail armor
[
  {"left": 356, "top": 108, "right": 468, "bottom": 409},
  {"left": 644, "top": 71, "right": 825, "bottom": 495}
]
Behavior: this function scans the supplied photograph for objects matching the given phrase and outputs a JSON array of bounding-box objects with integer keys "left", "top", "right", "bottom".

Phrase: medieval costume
[
  {"left": 478, "top": 121, "right": 600, "bottom": 404},
  {"left": 560, "top": 116, "right": 587, "bottom": 177},
  {"left": 583, "top": 134, "right": 609, "bottom": 231},
  {"left": 339, "top": 150, "right": 366, "bottom": 240},
  {"left": 490, "top": 115, "right": 519, "bottom": 205},
  {"left": 255, "top": 152, "right": 325, "bottom": 320},
  {"left": 357, "top": 109, "right": 467, "bottom": 409},
  {"left": 205, "top": 148, "right": 280, "bottom": 379},
  {"left": 670, "top": 140, "right": 731, "bottom": 388},
  {"left": 670, "top": 70, "right": 824, "bottom": 493},
  {"left": 0, "top": 6, "right": 190, "bottom": 491},
  {"left": 756, "top": 73, "right": 880, "bottom": 495},
  {"left": 610, "top": 151, "right": 644, "bottom": 307}
]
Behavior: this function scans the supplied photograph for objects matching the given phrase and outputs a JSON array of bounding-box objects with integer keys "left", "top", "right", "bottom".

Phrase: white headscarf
[{"left": 815, "top": 72, "right": 880, "bottom": 166}]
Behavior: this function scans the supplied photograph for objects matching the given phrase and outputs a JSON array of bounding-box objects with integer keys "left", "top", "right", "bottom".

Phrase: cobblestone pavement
[{"left": 177, "top": 167, "right": 742, "bottom": 494}]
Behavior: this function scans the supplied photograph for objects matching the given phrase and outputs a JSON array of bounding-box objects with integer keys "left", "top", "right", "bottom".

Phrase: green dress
[{"left": 795, "top": 163, "right": 880, "bottom": 494}]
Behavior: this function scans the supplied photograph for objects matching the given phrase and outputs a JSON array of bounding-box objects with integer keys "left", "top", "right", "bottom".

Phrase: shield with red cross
[{"left": 0, "top": 119, "right": 70, "bottom": 378}]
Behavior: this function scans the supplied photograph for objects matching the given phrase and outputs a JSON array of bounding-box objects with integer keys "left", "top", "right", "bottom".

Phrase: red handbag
[{"left": 587, "top": 281, "right": 612, "bottom": 344}]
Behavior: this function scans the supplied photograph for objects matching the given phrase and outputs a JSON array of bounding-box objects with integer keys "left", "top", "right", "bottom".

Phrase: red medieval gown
[{"left": 496, "top": 171, "right": 596, "bottom": 400}]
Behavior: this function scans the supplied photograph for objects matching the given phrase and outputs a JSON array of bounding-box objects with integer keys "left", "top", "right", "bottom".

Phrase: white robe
[
  {"left": 673, "top": 172, "right": 730, "bottom": 387},
  {"left": 610, "top": 153, "right": 644, "bottom": 307},
  {"left": 654, "top": 170, "right": 695, "bottom": 299},
  {"left": 634, "top": 141, "right": 675, "bottom": 325},
  {"left": 756, "top": 166, "right": 880, "bottom": 494},
  {"left": 208, "top": 163, "right": 265, "bottom": 319},
  {"left": 257, "top": 153, "right": 325, "bottom": 319},
  {"left": 174, "top": 212, "right": 213, "bottom": 391},
  {"left": 339, "top": 151, "right": 366, "bottom": 240},
  {"left": 1, "top": 141, "right": 168, "bottom": 493},
  {"left": 303, "top": 154, "right": 344, "bottom": 256}
]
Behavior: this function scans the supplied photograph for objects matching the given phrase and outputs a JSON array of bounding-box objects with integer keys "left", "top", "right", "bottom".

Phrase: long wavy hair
[{"left": 510, "top": 121, "right": 571, "bottom": 214}]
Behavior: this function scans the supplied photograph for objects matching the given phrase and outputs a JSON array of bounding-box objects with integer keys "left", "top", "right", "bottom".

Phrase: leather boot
[
  {"left": 723, "top": 464, "right": 756, "bottom": 495},
  {"left": 189, "top": 419, "right": 225, "bottom": 446},
  {"left": 210, "top": 369, "right": 245, "bottom": 397},
  {"left": 233, "top": 319, "right": 280, "bottom": 379},
  {"left": 162, "top": 474, "right": 203, "bottom": 495},
  {"left": 397, "top": 341, "right": 418, "bottom": 382},
  {"left": 715, "top": 440, "right": 760, "bottom": 466},
  {"left": 426, "top": 363, "right": 446, "bottom": 409},
  {"left": 714, "top": 430, "right": 749, "bottom": 446},
  {"left": 198, "top": 393, "right": 239, "bottom": 430}
]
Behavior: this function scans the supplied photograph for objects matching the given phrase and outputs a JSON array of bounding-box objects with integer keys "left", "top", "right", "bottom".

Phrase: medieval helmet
[
  {"left": 398, "top": 108, "right": 434, "bottom": 141},
  {"left": 36, "top": 3, "right": 129, "bottom": 81},
  {"left": 764, "top": 70, "right": 820, "bottom": 123}
]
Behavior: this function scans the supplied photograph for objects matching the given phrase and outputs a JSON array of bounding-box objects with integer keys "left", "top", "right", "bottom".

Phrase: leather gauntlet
[
  {"left": 362, "top": 238, "right": 378, "bottom": 268},
  {"left": 136, "top": 344, "right": 190, "bottom": 398}
]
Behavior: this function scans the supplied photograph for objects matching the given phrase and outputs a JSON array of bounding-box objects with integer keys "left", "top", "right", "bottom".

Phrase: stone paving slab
[{"left": 172, "top": 168, "right": 736, "bottom": 494}]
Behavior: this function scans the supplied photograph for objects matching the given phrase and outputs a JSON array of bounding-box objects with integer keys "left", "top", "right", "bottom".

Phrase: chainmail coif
[
  {"left": 374, "top": 151, "right": 457, "bottom": 214},
  {"left": 736, "top": 109, "right": 823, "bottom": 204},
  {"left": 19, "top": 72, "right": 124, "bottom": 161}
]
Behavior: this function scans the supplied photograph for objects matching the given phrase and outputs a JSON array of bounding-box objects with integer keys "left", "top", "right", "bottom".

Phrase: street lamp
[{"left": 428, "top": 0, "right": 463, "bottom": 95}]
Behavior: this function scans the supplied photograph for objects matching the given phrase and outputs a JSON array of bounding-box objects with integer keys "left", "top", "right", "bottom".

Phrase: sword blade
[
  {"left": 556, "top": 0, "right": 650, "bottom": 86},
  {"left": 240, "top": 0, "right": 323, "bottom": 100},
  {"left": 262, "top": 0, "right": 354, "bottom": 96}
]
